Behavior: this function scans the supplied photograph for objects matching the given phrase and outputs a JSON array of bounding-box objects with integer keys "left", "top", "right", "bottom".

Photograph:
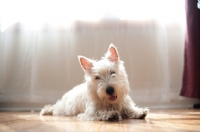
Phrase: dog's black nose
[{"left": 106, "top": 87, "right": 114, "bottom": 95}]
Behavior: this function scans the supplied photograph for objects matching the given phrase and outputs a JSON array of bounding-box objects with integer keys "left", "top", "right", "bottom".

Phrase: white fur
[{"left": 40, "top": 44, "right": 149, "bottom": 121}]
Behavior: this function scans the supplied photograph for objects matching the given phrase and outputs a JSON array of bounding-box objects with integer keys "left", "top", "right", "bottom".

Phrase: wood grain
[{"left": 0, "top": 109, "right": 200, "bottom": 132}]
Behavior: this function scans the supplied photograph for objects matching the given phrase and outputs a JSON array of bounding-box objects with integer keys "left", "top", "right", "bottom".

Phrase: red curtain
[{"left": 180, "top": 0, "right": 200, "bottom": 99}]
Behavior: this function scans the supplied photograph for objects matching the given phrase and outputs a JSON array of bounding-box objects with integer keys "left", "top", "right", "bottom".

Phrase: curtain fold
[{"left": 180, "top": 0, "right": 200, "bottom": 99}]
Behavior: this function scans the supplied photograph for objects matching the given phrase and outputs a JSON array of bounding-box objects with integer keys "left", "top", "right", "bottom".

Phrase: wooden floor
[{"left": 0, "top": 109, "right": 200, "bottom": 132}]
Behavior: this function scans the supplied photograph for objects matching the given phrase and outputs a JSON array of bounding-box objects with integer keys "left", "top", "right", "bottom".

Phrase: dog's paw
[
  {"left": 77, "top": 113, "right": 96, "bottom": 121},
  {"left": 99, "top": 110, "right": 120, "bottom": 121},
  {"left": 107, "top": 111, "right": 119, "bottom": 121},
  {"left": 40, "top": 105, "right": 53, "bottom": 116},
  {"left": 139, "top": 107, "right": 149, "bottom": 119}
]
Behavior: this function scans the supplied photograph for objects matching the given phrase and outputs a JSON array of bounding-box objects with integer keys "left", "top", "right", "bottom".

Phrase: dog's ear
[
  {"left": 78, "top": 56, "right": 93, "bottom": 71},
  {"left": 105, "top": 43, "right": 119, "bottom": 62}
]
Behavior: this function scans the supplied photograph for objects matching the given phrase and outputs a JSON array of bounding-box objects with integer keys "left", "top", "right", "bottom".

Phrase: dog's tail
[{"left": 40, "top": 104, "right": 54, "bottom": 116}]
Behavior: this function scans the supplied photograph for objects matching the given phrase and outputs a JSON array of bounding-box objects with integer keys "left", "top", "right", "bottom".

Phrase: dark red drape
[{"left": 180, "top": 0, "right": 200, "bottom": 99}]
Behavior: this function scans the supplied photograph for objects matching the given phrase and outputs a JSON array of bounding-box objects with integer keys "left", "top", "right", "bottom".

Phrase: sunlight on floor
[{"left": 0, "top": 109, "right": 200, "bottom": 132}]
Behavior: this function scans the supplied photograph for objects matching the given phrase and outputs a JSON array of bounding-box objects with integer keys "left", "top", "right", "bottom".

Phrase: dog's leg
[
  {"left": 40, "top": 105, "right": 54, "bottom": 116},
  {"left": 77, "top": 103, "right": 120, "bottom": 121},
  {"left": 77, "top": 108, "right": 117, "bottom": 121},
  {"left": 40, "top": 99, "right": 66, "bottom": 116},
  {"left": 122, "top": 96, "right": 149, "bottom": 119},
  {"left": 77, "top": 103, "right": 97, "bottom": 121},
  {"left": 95, "top": 109, "right": 120, "bottom": 121},
  {"left": 122, "top": 106, "right": 149, "bottom": 119}
]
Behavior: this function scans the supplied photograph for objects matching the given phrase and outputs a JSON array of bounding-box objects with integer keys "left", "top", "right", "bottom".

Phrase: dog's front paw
[
  {"left": 107, "top": 111, "right": 119, "bottom": 121},
  {"left": 139, "top": 108, "right": 149, "bottom": 119},
  {"left": 97, "top": 110, "right": 120, "bottom": 121},
  {"left": 77, "top": 113, "right": 96, "bottom": 121}
]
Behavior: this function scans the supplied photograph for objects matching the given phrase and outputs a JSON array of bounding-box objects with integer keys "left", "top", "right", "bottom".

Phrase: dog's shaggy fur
[{"left": 40, "top": 44, "right": 149, "bottom": 121}]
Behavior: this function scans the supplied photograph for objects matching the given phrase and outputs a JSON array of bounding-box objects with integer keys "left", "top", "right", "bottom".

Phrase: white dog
[{"left": 40, "top": 44, "right": 149, "bottom": 121}]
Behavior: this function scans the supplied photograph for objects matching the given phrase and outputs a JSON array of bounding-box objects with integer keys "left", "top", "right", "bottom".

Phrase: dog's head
[{"left": 78, "top": 44, "right": 130, "bottom": 105}]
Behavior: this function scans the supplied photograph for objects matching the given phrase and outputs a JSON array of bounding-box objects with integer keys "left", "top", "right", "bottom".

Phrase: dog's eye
[
  {"left": 95, "top": 76, "right": 100, "bottom": 80},
  {"left": 110, "top": 71, "right": 115, "bottom": 75}
]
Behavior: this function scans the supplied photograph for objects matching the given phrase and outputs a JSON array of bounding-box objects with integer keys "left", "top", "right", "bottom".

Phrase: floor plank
[{"left": 0, "top": 109, "right": 200, "bottom": 132}]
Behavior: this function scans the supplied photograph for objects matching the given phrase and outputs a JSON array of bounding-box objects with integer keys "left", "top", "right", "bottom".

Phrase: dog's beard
[{"left": 96, "top": 86, "right": 125, "bottom": 106}]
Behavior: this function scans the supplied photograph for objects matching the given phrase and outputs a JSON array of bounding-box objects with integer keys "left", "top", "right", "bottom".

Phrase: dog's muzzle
[{"left": 106, "top": 87, "right": 117, "bottom": 101}]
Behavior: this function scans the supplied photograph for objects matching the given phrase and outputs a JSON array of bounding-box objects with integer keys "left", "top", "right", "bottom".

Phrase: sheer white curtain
[{"left": 0, "top": 0, "right": 198, "bottom": 110}]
